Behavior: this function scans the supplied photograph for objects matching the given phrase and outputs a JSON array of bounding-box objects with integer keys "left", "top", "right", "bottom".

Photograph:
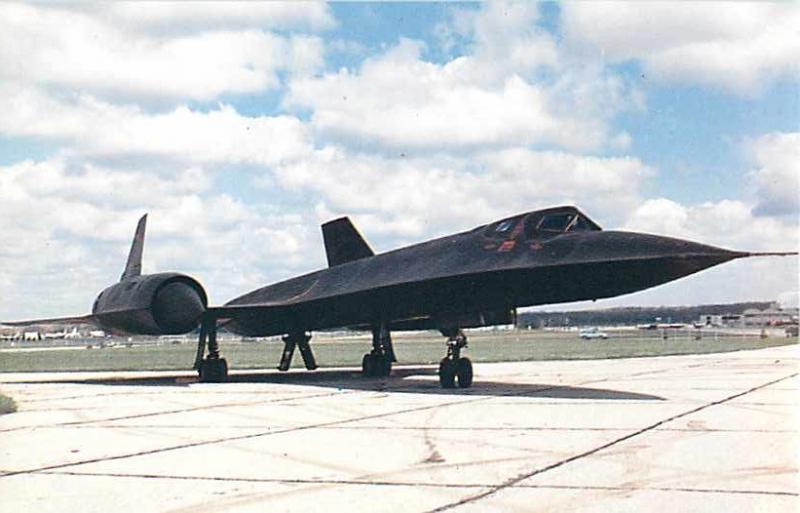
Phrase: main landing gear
[
  {"left": 438, "top": 329, "right": 473, "bottom": 389},
  {"left": 278, "top": 332, "right": 317, "bottom": 371},
  {"left": 362, "top": 320, "right": 396, "bottom": 377},
  {"left": 194, "top": 313, "right": 228, "bottom": 383}
]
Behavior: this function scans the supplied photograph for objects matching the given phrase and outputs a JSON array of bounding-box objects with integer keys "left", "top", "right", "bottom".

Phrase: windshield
[{"left": 486, "top": 215, "right": 525, "bottom": 239}]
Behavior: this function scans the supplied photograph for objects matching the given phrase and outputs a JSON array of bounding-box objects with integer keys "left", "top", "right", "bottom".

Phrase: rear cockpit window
[
  {"left": 538, "top": 213, "right": 574, "bottom": 232},
  {"left": 567, "top": 215, "right": 594, "bottom": 232},
  {"left": 526, "top": 210, "right": 601, "bottom": 239}
]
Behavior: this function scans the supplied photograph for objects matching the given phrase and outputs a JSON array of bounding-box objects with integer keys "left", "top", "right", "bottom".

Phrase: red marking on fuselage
[
  {"left": 498, "top": 240, "right": 516, "bottom": 252},
  {"left": 508, "top": 221, "right": 526, "bottom": 239}
]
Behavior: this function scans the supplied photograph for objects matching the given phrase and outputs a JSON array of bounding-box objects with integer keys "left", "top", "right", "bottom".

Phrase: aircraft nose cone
[
  {"left": 584, "top": 230, "right": 746, "bottom": 285},
  {"left": 608, "top": 231, "right": 743, "bottom": 261}
]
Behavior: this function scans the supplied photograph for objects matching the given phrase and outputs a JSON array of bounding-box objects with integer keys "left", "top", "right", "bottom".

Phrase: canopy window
[
  {"left": 525, "top": 209, "right": 602, "bottom": 240},
  {"left": 486, "top": 214, "right": 526, "bottom": 239}
]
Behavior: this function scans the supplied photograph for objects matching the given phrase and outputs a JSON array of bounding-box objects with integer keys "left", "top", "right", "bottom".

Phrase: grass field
[{"left": 0, "top": 329, "right": 795, "bottom": 373}]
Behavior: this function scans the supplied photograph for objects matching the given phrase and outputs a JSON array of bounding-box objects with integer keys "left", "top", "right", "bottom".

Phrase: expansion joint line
[
  {"left": 426, "top": 371, "right": 798, "bottom": 513},
  {"left": 0, "top": 359, "right": 757, "bottom": 480}
]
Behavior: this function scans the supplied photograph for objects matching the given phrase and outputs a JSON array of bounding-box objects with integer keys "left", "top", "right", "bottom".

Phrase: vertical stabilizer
[
  {"left": 121, "top": 214, "right": 147, "bottom": 281},
  {"left": 321, "top": 217, "right": 375, "bottom": 267}
]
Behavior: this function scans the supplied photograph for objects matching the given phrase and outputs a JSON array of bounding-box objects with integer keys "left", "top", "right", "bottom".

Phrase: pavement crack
[
  {"left": 0, "top": 360, "right": 710, "bottom": 479},
  {"left": 31, "top": 470, "right": 799, "bottom": 498},
  {"left": 0, "top": 389, "right": 354, "bottom": 433},
  {"left": 424, "top": 371, "right": 799, "bottom": 513},
  {"left": 0, "top": 384, "right": 568, "bottom": 479}
]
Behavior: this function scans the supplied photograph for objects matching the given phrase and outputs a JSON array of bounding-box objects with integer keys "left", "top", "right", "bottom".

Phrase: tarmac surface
[{"left": 1, "top": 344, "right": 797, "bottom": 512}]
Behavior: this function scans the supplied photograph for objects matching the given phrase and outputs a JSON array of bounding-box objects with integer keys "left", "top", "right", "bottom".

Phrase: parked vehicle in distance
[{"left": 579, "top": 327, "right": 609, "bottom": 340}]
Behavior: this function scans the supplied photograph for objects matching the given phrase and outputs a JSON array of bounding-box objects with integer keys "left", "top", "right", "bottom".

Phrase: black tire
[
  {"left": 376, "top": 356, "right": 392, "bottom": 377},
  {"left": 455, "top": 357, "right": 473, "bottom": 388},
  {"left": 362, "top": 354, "right": 374, "bottom": 377},
  {"left": 438, "top": 358, "right": 455, "bottom": 388},
  {"left": 198, "top": 360, "right": 212, "bottom": 382},
  {"left": 363, "top": 354, "right": 392, "bottom": 377},
  {"left": 199, "top": 358, "right": 228, "bottom": 383}
]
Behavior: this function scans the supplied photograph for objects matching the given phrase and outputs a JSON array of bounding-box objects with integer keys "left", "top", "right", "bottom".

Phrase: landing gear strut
[
  {"left": 278, "top": 332, "right": 317, "bottom": 371},
  {"left": 194, "top": 313, "right": 228, "bottom": 383},
  {"left": 438, "top": 329, "right": 472, "bottom": 389},
  {"left": 362, "top": 319, "right": 395, "bottom": 377}
]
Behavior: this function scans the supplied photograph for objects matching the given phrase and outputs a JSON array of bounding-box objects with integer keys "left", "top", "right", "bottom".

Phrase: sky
[{"left": 0, "top": 1, "right": 798, "bottom": 319}]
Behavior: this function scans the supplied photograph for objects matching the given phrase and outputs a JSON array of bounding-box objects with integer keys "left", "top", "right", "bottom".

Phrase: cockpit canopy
[{"left": 485, "top": 206, "right": 602, "bottom": 241}]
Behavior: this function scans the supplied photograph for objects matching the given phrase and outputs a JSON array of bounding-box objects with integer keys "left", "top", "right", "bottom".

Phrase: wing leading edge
[{"left": 1, "top": 313, "right": 99, "bottom": 328}]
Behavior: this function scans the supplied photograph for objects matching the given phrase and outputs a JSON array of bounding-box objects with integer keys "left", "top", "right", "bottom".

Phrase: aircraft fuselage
[{"left": 225, "top": 207, "right": 742, "bottom": 336}]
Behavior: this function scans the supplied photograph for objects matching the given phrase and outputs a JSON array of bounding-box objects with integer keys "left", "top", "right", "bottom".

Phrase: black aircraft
[
  {"left": 2, "top": 215, "right": 208, "bottom": 336},
  {"left": 4, "top": 206, "right": 795, "bottom": 388}
]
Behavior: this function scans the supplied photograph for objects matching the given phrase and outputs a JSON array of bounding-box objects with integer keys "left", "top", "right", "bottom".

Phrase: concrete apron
[{"left": 0, "top": 344, "right": 797, "bottom": 513}]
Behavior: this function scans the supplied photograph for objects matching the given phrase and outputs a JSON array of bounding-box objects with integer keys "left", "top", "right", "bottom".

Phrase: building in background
[{"left": 700, "top": 302, "right": 799, "bottom": 328}]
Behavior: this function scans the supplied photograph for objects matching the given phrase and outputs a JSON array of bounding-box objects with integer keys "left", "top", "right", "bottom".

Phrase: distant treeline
[{"left": 518, "top": 302, "right": 772, "bottom": 328}]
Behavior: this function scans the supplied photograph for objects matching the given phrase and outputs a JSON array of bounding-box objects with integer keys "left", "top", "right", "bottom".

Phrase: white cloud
[
  {"left": 2, "top": 159, "right": 211, "bottom": 210},
  {"left": 748, "top": 132, "right": 800, "bottom": 218},
  {"left": 624, "top": 198, "right": 798, "bottom": 253},
  {"left": 0, "top": 159, "right": 209, "bottom": 241},
  {"left": 95, "top": 2, "right": 335, "bottom": 33},
  {"left": 454, "top": 2, "right": 559, "bottom": 83},
  {"left": 0, "top": 158, "right": 323, "bottom": 318},
  {"left": 0, "top": 85, "right": 312, "bottom": 166},
  {"left": 287, "top": 38, "right": 628, "bottom": 152},
  {"left": 273, "top": 146, "right": 653, "bottom": 243},
  {"left": 561, "top": 3, "right": 800, "bottom": 95},
  {"left": 0, "top": 3, "right": 327, "bottom": 101},
  {"left": 285, "top": 2, "right": 642, "bottom": 153}
]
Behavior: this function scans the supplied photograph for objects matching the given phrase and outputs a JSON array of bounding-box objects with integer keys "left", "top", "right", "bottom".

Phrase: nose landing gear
[{"left": 438, "top": 329, "right": 473, "bottom": 389}]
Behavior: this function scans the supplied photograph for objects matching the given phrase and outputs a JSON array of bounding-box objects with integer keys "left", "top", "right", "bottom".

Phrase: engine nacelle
[{"left": 91, "top": 272, "right": 207, "bottom": 335}]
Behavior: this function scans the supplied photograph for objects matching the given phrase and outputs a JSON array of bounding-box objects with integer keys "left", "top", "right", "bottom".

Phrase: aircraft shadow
[{"left": 16, "top": 366, "right": 665, "bottom": 401}]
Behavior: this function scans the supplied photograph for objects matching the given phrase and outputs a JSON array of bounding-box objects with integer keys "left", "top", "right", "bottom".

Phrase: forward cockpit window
[
  {"left": 567, "top": 215, "right": 595, "bottom": 232},
  {"left": 495, "top": 219, "right": 516, "bottom": 233},
  {"left": 488, "top": 215, "right": 524, "bottom": 237}
]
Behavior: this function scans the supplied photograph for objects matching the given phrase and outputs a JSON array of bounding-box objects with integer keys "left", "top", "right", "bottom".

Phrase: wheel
[
  {"left": 363, "top": 354, "right": 391, "bottom": 377},
  {"left": 198, "top": 360, "right": 210, "bottom": 381},
  {"left": 455, "top": 357, "right": 473, "bottom": 388},
  {"left": 199, "top": 358, "right": 228, "bottom": 383},
  {"left": 376, "top": 355, "right": 392, "bottom": 377},
  {"left": 362, "top": 353, "right": 374, "bottom": 376},
  {"left": 438, "top": 358, "right": 456, "bottom": 388}
]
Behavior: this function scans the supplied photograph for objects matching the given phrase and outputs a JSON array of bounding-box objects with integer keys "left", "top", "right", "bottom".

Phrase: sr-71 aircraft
[{"left": 4, "top": 206, "right": 796, "bottom": 387}]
